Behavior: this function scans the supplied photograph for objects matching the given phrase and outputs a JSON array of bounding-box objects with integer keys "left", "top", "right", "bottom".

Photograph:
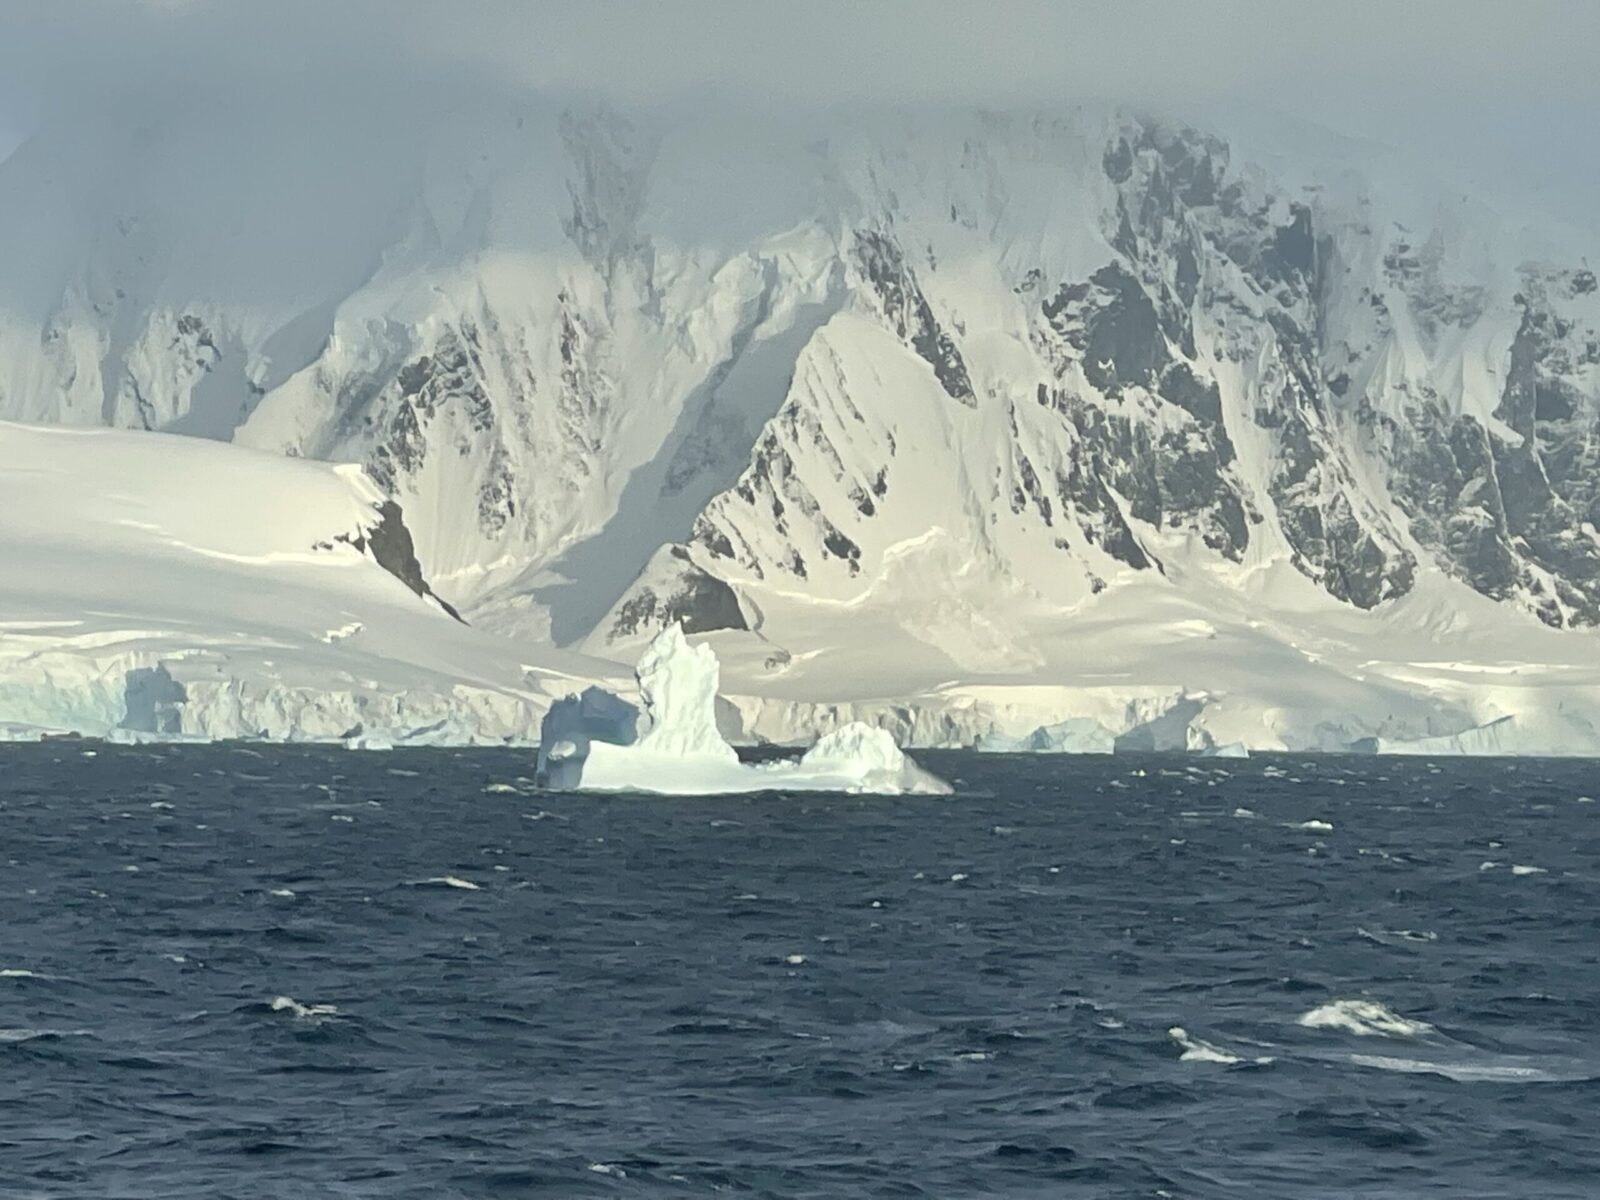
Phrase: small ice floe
[
  {"left": 950, "top": 873, "right": 969, "bottom": 883},
  {"left": 783, "top": 954, "right": 807, "bottom": 966},
  {"left": 331, "top": 814, "right": 354, "bottom": 823},
  {"left": 1297, "top": 999, "right": 1433, "bottom": 1038},
  {"left": 268, "top": 888, "right": 296, "bottom": 898},
  {"left": 414, "top": 876, "right": 481, "bottom": 891},
  {"left": 1480, "top": 861, "right": 1502, "bottom": 872},
  {"left": 587, "top": 1164, "right": 627, "bottom": 1179},
  {"left": 270, "top": 996, "right": 338, "bottom": 1019},
  {"left": 483, "top": 783, "right": 520, "bottom": 795},
  {"left": 150, "top": 801, "right": 174, "bottom": 811},
  {"left": 1232, "top": 807, "right": 1256, "bottom": 819},
  {"left": 0, "top": 968, "right": 42, "bottom": 979},
  {"left": 1169, "top": 1027, "right": 1272, "bottom": 1065},
  {"left": 1295, "top": 820, "right": 1334, "bottom": 833},
  {"left": 1511, "top": 865, "right": 1547, "bottom": 876}
]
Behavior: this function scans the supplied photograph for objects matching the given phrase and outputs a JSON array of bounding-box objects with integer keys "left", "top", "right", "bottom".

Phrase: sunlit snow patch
[{"left": 536, "top": 625, "right": 950, "bottom": 795}]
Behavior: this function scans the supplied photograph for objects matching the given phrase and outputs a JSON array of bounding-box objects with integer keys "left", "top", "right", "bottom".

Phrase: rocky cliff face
[{"left": 2, "top": 101, "right": 1597, "bottom": 665}]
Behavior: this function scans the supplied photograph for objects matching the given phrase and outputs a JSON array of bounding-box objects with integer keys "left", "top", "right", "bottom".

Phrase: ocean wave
[
  {"left": 269, "top": 996, "right": 339, "bottom": 1020},
  {"left": 1169, "top": 1027, "right": 1273, "bottom": 1065},
  {"left": 1298, "top": 999, "right": 1434, "bottom": 1038},
  {"left": 1349, "top": 1053, "right": 1565, "bottom": 1084}
]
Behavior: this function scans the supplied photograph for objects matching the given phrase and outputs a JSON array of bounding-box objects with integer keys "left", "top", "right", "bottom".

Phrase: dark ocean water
[{"left": 1, "top": 744, "right": 1598, "bottom": 1198}]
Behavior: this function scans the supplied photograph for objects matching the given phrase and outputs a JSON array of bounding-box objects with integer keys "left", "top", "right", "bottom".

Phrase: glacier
[
  {"left": 539, "top": 625, "right": 950, "bottom": 795},
  {"left": 3, "top": 94, "right": 1600, "bottom": 756},
  {"left": 0, "top": 422, "right": 619, "bottom": 744}
]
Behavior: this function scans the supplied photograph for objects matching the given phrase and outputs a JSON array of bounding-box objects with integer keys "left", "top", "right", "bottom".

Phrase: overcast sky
[{"left": 3, "top": 0, "right": 1597, "bottom": 217}]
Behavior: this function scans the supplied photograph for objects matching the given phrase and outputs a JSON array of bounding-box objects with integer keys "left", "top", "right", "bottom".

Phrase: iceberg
[
  {"left": 539, "top": 626, "right": 950, "bottom": 795},
  {"left": 1202, "top": 741, "right": 1250, "bottom": 759}
]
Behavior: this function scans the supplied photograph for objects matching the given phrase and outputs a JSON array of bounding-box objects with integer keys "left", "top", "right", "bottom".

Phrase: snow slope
[{"left": 0, "top": 422, "right": 615, "bottom": 741}]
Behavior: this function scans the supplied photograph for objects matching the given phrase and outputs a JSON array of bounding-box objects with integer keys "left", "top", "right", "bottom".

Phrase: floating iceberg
[{"left": 538, "top": 626, "right": 950, "bottom": 795}]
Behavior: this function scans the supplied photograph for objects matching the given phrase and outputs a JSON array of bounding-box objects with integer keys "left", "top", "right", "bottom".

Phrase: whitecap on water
[
  {"left": 1169, "top": 1027, "right": 1272, "bottom": 1065},
  {"left": 413, "top": 876, "right": 482, "bottom": 891},
  {"left": 1511, "top": 865, "right": 1547, "bottom": 876},
  {"left": 1298, "top": 999, "right": 1433, "bottom": 1037},
  {"left": 587, "top": 1164, "right": 627, "bottom": 1179},
  {"left": 1358, "top": 927, "right": 1438, "bottom": 946},
  {"left": 270, "top": 995, "right": 338, "bottom": 1019},
  {"left": 1349, "top": 1053, "right": 1565, "bottom": 1084},
  {"left": 0, "top": 968, "right": 43, "bottom": 979}
]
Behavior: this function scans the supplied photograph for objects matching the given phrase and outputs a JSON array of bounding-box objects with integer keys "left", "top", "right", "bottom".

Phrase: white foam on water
[
  {"left": 0, "top": 1027, "right": 90, "bottom": 1042},
  {"left": 1298, "top": 999, "right": 1434, "bottom": 1038},
  {"left": 270, "top": 995, "right": 338, "bottom": 1019},
  {"left": 0, "top": 968, "right": 42, "bottom": 978},
  {"left": 587, "top": 1164, "right": 627, "bottom": 1179},
  {"left": 1511, "top": 865, "right": 1548, "bottom": 876},
  {"left": 1358, "top": 927, "right": 1438, "bottom": 945},
  {"left": 1169, "top": 1027, "right": 1273, "bottom": 1065},
  {"left": 416, "top": 875, "right": 481, "bottom": 890},
  {"left": 1349, "top": 1053, "right": 1562, "bottom": 1083}
]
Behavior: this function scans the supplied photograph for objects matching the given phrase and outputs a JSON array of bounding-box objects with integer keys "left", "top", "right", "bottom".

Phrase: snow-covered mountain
[{"left": 4, "top": 96, "right": 1600, "bottom": 751}]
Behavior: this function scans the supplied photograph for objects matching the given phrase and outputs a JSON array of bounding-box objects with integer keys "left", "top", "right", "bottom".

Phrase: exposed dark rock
[
  {"left": 853, "top": 229, "right": 975, "bottom": 405},
  {"left": 610, "top": 549, "right": 748, "bottom": 638},
  {"left": 337, "top": 501, "right": 463, "bottom": 622}
]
